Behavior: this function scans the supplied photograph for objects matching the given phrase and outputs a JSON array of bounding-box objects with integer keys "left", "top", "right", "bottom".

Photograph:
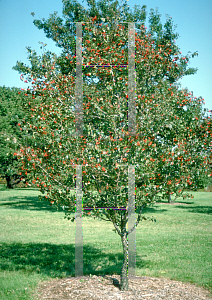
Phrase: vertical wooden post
[
  {"left": 75, "top": 22, "right": 83, "bottom": 137},
  {"left": 128, "top": 22, "right": 136, "bottom": 136},
  {"left": 75, "top": 22, "right": 83, "bottom": 277},
  {"left": 75, "top": 165, "right": 83, "bottom": 276},
  {"left": 74, "top": 21, "right": 137, "bottom": 278},
  {"left": 128, "top": 22, "right": 136, "bottom": 277},
  {"left": 128, "top": 165, "right": 136, "bottom": 277}
]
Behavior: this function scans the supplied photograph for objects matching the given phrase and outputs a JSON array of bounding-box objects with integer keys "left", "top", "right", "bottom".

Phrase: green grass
[{"left": 0, "top": 184, "right": 211, "bottom": 299}]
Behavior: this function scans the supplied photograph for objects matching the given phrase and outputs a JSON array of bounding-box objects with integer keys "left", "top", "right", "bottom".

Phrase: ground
[{"left": 33, "top": 274, "right": 212, "bottom": 300}]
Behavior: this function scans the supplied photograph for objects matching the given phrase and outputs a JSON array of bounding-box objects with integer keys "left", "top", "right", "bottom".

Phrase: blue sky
[{"left": 0, "top": 0, "right": 211, "bottom": 112}]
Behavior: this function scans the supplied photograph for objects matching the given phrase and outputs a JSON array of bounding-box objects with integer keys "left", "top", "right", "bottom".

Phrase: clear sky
[{"left": 0, "top": 0, "right": 211, "bottom": 112}]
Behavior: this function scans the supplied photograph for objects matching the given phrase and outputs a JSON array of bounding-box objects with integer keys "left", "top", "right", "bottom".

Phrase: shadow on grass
[
  {"left": 0, "top": 185, "right": 39, "bottom": 192},
  {"left": 156, "top": 200, "right": 194, "bottom": 205},
  {"left": 0, "top": 187, "right": 167, "bottom": 215},
  {"left": 175, "top": 205, "right": 212, "bottom": 215},
  {"left": 0, "top": 195, "right": 61, "bottom": 213},
  {"left": 0, "top": 242, "right": 149, "bottom": 278},
  {"left": 138, "top": 205, "right": 167, "bottom": 214}
]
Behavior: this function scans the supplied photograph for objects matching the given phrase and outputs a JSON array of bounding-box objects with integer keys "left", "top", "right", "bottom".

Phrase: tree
[
  {"left": 13, "top": 0, "right": 207, "bottom": 195},
  {"left": 11, "top": 0, "right": 211, "bottom": 291},
  {"left": 0, "top": 86, "right": 33, "bottom": 188}
]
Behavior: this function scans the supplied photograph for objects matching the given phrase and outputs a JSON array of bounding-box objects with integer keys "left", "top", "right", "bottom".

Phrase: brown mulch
[{"left": 33, "top": 274, "right": 212, "bottom": 300}]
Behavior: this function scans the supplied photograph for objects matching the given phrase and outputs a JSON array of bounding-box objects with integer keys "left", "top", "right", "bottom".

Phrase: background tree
[
  {"left": 11, "top": 0, "right": 211, "bottom": 291},
  {"left": 0, "top": 86, "right": 34, "bottom": 188}
]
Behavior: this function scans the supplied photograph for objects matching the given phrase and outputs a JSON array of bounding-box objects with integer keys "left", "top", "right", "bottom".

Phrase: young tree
[
  {"left": 13, "top": 0, "right": 208, "bottom": 194},
  {"left": 12, "top": 0, "right": 211, "bottom": 291}
]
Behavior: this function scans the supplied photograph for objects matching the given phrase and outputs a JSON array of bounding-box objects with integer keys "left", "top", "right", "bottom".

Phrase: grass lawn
[{"left": 0, "top": 184, "right": 211, "bottom": 299}]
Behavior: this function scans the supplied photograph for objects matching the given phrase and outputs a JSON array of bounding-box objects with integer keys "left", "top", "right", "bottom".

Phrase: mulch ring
[{"left": 32, "top": 274, "right": 212, "bottom": 300}]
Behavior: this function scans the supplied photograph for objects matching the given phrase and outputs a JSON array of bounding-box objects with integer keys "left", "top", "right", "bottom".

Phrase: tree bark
[{"left": 120, "top": 229, "right": 129, "bottom": 291}]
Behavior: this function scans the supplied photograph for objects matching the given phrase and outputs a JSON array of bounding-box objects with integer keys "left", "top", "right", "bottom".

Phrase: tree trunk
[
  {"left": 120, "top": 229, "right": 129, "bottom": 291},
  {"left": 5, "top": 175, "right": 14, "bottom": 189},
  {"left": 5, "top": 174, "right": 23, "bottom": 189},
  {"left": 168, "top": 193, "right": 172, "bottom": 203},
  {"left": 12, "top": 174, "right": 23, "bottom": 186}
]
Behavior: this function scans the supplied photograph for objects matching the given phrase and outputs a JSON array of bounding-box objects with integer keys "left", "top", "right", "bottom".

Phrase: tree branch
[
  {"left": 37, "top": 163, "right": 68, "bottom": 189},
  {"left": 101, "top": 209, "right": 122, "bottom": 236},
  {"left": 128, "top": 204, "right": 146, "bottom": 234}
]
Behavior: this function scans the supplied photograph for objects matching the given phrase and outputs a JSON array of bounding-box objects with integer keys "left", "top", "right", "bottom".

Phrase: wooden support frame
[{"left": 74, "top": 22, "right": 136, "bottom": 278}]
